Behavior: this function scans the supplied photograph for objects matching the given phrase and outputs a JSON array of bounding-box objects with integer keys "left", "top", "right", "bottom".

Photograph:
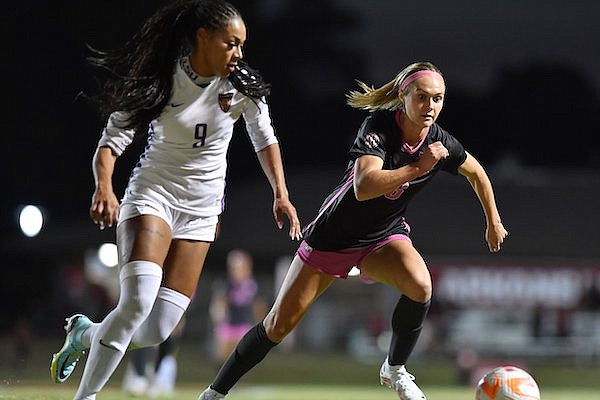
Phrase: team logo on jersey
[
  {"left": 365, "top": 132, "right": 381, "bottom": 149},
  {"left": 218, "top": 92, "right": 234, "bottom": 112},
  {"left": 385, "top": 182, "right": 409, "bottom": 200}
]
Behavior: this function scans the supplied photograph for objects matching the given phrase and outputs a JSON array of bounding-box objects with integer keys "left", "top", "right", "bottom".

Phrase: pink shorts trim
[{"left": 296, "top": 234, "right": 412, "bottom": 279}]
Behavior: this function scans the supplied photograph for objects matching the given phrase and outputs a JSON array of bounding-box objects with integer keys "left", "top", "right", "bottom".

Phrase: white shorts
[{"left": 119, "top": 199, "right": 219, "bottom": 242}]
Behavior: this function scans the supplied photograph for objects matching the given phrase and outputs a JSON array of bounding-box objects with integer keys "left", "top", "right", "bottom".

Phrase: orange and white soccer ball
[{"left": 476, "top": 366, "right": 541, "bottom": 400}]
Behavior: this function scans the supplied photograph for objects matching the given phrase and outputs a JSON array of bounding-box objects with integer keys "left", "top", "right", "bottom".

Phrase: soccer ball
[{"left": 475, "top": 366, "right": 540, "bottom": 400}]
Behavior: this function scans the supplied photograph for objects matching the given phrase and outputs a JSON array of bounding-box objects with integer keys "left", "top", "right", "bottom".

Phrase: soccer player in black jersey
[{"left": 198, "top": 62, "right": 508, "bottom": 400}]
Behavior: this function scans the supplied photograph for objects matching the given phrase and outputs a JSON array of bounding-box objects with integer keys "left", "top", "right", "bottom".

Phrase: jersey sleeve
[
  {"left": 348, "top": 113, "right": 389, "bottom": 161},
  {"left": 242, "top": 97, "right": 279, "bottom": 152},
  {"left": 438, "top": 126, "right": 467, "bottom": 175},
  {"left": 97, "top": 111, "right": 135, "bottom": 156}
]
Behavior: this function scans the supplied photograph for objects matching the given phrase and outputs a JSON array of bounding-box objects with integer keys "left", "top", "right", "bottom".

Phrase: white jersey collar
[{"left": 180, "top": 57, "right": 217, "bottom": 88}]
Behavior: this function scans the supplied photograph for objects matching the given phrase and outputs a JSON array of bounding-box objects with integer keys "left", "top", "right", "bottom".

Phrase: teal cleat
[{"left": 50, "top": 314, "right": 92, "bottom": 383}]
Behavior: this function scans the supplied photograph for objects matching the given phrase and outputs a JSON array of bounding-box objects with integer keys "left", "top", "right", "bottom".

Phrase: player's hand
[
  {"left": 416, "top": 141, "right": 449, "bottom": 174},
  {"left": 486, "top": 221, "right": 508, "bottom": 252},
  {"left": 273, "top": 196, "right": 302, "bottom": 240},
  {"left": 90, "top": 187, "right": 120, "bottom": 230}
]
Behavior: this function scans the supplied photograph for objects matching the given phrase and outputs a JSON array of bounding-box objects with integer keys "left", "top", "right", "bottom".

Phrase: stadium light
[
  {"left": 97, "top": 242, "right": 118, "bottom": 267},
  {"left": 18, "top": 205, "right": 44, "bottom": 237}
]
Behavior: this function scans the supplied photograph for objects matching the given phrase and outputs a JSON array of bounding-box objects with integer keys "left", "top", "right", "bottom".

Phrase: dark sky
[
  {"left": 339, "top": 0, "right": 600, "bottom": 94},
  {"left": 2, "top": 0, "right": 599, "bottom": 234}
]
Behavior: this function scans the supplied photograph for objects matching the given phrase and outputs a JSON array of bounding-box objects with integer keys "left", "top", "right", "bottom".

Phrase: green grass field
[
  {"left": 1, "top": 339, "right": 599, "bottom": 399},
  {"left": 0, "top": 383, "right": 597, "bottom": 400}
]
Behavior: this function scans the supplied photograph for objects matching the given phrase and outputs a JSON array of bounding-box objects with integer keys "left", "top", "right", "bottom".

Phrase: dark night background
[{"left": 1, "top": 1, "right": 599, "bottom": 331}]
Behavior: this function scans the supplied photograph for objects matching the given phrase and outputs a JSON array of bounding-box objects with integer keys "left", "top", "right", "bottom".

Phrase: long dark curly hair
[{"left": 85, "top": 0, "right": 271, "bottom": 135}]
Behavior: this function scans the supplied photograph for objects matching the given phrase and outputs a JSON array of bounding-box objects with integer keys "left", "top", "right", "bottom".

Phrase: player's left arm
[
  {"left": 256, "top": 143, "right": 302, "bottom": 240},
  {"left": 458, "top": 151, "right": 508, "bottom": 252}
]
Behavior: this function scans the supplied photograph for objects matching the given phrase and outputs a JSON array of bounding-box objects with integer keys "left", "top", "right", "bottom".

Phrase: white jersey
[{"left": 98, "top": 59, "right": 278, "bottom": 217}]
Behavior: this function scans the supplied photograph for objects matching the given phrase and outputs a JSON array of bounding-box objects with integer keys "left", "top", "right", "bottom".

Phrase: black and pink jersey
[{"left": 303, "top": 109, "right": 467, "bottom": 251}]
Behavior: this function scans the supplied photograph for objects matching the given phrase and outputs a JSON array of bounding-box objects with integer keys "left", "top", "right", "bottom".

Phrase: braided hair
[
  {"left": 229, "top": 60, "right": 271, "bottom": 99},
  {"left": 85, "top": 0, "right": 270, "bottom": 136}
]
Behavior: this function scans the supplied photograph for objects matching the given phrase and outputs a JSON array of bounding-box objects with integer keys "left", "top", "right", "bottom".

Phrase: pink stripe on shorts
[{"left": 296, "top": 234, "right": 412, "bottom": 279}]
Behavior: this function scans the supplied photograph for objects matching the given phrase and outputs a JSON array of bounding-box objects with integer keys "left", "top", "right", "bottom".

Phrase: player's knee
[
  {"left": 118, "top": 260, "right": 163, "bottom": 323},
  {"left": 117, "top": 295, "right": 154, "bottom": 323},
  {"left": 402, "top": 276, "right": 432, "bottom": 303},
  {"left": 263, "top": 312, "right": 293, "bottom": 343},
  {"left": 414, "top": 282, "right": 433, "bottom": 303}
]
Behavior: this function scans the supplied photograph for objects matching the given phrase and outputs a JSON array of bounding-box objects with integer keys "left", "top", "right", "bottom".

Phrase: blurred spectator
[
  {"left": 579, "top": 281, "right": 600, "bottom": 311},
  {"left": 209, "top": 249, "right": 266, "bottom": 366}
]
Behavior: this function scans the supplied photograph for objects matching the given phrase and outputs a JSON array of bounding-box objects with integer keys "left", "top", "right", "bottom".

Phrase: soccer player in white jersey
[
  {"left": 49, "top": 1, "right": 301, "bottom": 399},
  {"left": 197, "top": 62, "right": 508, "bottom": 400}
]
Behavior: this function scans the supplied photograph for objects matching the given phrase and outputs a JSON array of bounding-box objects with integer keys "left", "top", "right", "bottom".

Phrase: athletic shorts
[
  {"left": 119, "top": 199, "right": 219, "bottom": 242},
  {"left": 296, "top": 234, "right": 412, "bottom": 279}
]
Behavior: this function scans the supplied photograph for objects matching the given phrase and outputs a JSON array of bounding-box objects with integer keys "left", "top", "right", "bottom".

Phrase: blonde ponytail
[{"left": 346, "top": 62, "right": 443, "bottom": 111}]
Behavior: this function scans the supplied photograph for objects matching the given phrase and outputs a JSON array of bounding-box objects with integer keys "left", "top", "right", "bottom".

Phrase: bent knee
[
  {"left": 412, "top": 282, "right": 432, "bottom": 303},
  {"left": 402, "top": 276, "right": 432, "bottom": 303},
  {"left": 263, "top": 312, "right": 295, "bottom": 343},
  {"left": 117, "top": 297, "right": 154, "bottom": 324}
]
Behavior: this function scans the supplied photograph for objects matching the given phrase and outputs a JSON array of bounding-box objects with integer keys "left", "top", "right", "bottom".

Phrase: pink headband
[{"left": 398, "top": 70, "right": 444, "bottom": 93}]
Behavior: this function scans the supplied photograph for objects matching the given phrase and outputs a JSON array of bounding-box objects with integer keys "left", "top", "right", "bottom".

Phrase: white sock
[
  {"left": 73, "top": 260, "right": 162, "bottom": 400},
  {"left": 131, "top": 286, "right": 190, "bottom": 348}
]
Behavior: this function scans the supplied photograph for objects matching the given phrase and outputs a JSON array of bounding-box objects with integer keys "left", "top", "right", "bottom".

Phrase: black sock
[
  {"left": 211, "top": 323, "right": 278, "bottom": 394},
  {"left": 388, "top": 296, "right": 431, "bottom": 365}
]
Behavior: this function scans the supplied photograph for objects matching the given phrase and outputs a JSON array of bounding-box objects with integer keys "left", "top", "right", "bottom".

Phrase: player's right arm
[
  {"left": 90, "top": 112, "right": 134, "bottom": 229},
  {"left": 90, "top": 146, "right": 120, "bottom": 230},
  {"left": 353, "top": 142, "right": 448, "bottom": 201}
]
